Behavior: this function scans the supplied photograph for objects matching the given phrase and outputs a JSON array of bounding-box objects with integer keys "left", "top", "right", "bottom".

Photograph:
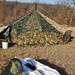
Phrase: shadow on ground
[
  {"left": 70, "top": 36, "right": 74, "bottom": 42},
  {"left": 8, "top": 42, "right": 16, "bottom": 48},
  {"left": 37, "top": 59, "right": 68, "bottom": 75}
]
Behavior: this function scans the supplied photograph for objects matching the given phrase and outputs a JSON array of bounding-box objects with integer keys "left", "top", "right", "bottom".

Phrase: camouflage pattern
[
  {"left": 37, "top": 11, "right": 68, "bottom": 34},
  {"left": 0, "top": 10, "right": 71, "bottom": 45}
]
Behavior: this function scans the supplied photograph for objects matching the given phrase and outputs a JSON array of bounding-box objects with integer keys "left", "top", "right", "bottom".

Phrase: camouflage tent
[{"left": 0, "top": 9, "right": 71, "bottom": 46}]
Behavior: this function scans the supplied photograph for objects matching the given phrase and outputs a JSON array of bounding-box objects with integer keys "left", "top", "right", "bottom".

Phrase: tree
[
  {"left": 55, "top": 0, "right": 75, "bottom": 26},
  {"left": 66, "top": 0, "right": 75, "bottom": 26},
  {"left": 1, "top": 0, "right": 7, "bottom": 23}
]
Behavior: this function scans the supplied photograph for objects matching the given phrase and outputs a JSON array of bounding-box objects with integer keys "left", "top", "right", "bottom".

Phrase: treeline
[
  {"left": 0, "top": 1, "right": 33, "bottom": 24},
  {"left": 39, "top": 3, "right": 75, "bottom": 27},
  {"left": 0, "top": 0, "right": 75, "bottom": 26}
]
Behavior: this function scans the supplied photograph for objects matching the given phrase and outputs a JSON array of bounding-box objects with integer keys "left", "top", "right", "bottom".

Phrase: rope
[
  {"left": 38, "top": 6, "right": 62, "bottom": 24},
  {"left": 13, "top": 6, "right": 34, "bottom": 25},
  {"left": 6, "top": 5, "right": 34, "bottom": 26},
  {"left": 38, "top": 6, "right": 51, "bottom": 17}
]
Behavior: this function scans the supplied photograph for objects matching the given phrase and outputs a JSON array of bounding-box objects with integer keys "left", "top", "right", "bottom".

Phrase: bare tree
[
  {"left": 55, "top": 0, "right": 75, "bottom": 26},
  {"left": 66, "top": 0, "right": 75, "bottom": 26},
  {"left": 1, "top": 0, "right": 7, "bottom": 23}
]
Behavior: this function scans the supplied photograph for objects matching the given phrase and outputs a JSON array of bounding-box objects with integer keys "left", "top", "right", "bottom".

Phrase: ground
[{"left": 0, "top": 27, "right": 75, "bottom": 75}]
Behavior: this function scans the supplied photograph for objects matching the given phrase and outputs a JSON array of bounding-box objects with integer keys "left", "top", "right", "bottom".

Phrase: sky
[{"left": 6, "top": 0, "right": 57, "bottom": 4}]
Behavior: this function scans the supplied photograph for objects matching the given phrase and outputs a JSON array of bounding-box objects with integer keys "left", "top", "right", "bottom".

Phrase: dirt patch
[{"left": 0, "top": 27, "right": 75, "bottom": 75}]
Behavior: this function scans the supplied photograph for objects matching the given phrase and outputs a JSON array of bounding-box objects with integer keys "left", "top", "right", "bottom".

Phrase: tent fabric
[
  {"left": 0, "top": 10, "right": 62, "bottom": 34},
  {"left": 0, "top": 58, "right": 60, "bottom": 75},
  {"left": 37, "top": 11, "right": 68, "bottom": 34},
  {"left": 0, "top": 10, "right": 34, "bottom": 34},
  {"left": 20, "top": 58, "right": 60, "bottom": 75},
  {"left": 3, "top": 27, "right": 10, "bottom": 38},
  {"left": 0, "top": 26, "right": 12, "bottom": 42},
  {"left": 0, "top": 10, "right": 69, "bottom": 34},
  {"left": 12, "top": 10, "right": 61, "bottom": 34},
  {"left": 0, "top": 9, "right": 71, "bottom": 44},
  {"left": 0, "top": 26, "right": 8, "bottom": 33}
]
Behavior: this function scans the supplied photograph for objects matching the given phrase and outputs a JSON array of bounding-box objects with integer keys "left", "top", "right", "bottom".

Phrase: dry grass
[{"left": 0, "top": 27, "right": 75, "bottom": 75}]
